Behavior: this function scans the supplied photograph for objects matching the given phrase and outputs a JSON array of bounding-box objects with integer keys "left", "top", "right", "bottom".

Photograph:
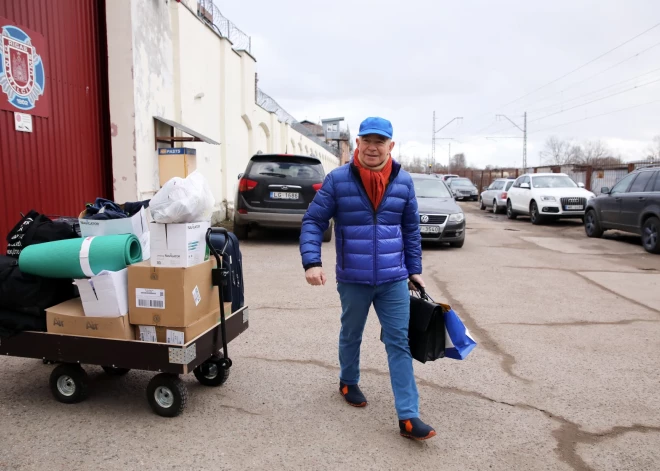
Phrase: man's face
[{"left": 357, "top": 134, "right": 395, "bottom": 167}]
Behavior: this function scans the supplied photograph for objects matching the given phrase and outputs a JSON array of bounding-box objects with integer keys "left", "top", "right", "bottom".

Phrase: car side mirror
[
  {"left": 578, "top": 182, "right": 585, "bottom": 188},
  {"left": 238, "top": 173, "right": 244, "bottom": 180},
  {"left": 521, "top": 183, "right": 530, "bottom": 189},
  {"left": 601, "top": 187, "right": 610, "bottom": 194}
]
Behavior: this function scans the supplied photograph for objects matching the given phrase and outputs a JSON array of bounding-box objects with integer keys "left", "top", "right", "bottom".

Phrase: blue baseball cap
[{"left": 357, "top": 117, "right": 393, "bottom": 139}]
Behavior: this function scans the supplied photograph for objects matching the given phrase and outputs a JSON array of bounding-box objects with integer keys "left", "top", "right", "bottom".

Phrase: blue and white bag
[{"left": 441, "top": 304, "right": 477, "bottom": 360}]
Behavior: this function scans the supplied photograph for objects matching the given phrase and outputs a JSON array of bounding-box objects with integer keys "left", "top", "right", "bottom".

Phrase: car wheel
[
  {"left": 492, "top": 200, "right": 498, "bottom": 214},
  {"left": 450, "top": 239, "right": 465, "bottom": 248},
  {"left": 584, "top": 210, "right": 603, "bottom": 238},
  {"left": 530, "top": 201, "right": 543, "bottom": 225},
  {"left": 479, "top": 198, "right": 486, "bottom": 210},
  {"left": 641, "top": 216, "right": 660, "bottom": 254},
  {"left": 506, "top": 201, "right": 517, "bottom": 220}
]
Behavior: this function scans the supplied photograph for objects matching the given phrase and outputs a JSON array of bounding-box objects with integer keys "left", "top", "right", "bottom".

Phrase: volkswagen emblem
[{"left": 421, "top": 215, "right": 429, "bottom": 223}]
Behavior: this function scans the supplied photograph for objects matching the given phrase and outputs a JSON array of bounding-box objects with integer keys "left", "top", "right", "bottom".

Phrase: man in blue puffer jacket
[{"left": 300, "top": 117, "right": 436, "bottom": 441}]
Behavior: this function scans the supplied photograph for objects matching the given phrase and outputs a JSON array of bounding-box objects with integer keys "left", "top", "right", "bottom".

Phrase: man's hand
[
  {"left": 408, "top": 274, "right": 425, "bottom": 291},
  {"left": 305, "top": 267, "right": 327, "bottom": 286}
]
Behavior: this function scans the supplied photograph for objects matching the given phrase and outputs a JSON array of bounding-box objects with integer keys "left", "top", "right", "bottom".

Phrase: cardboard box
[
  {"left": 127, "top": 259, "right": 220, "bottom": 327},
  {"left": 150, "top": 220, "right": 210, "bottom": 268},
  {"left": 78, "top": 205, "right": 151, "bottom": 260},
  {"left": 46, "top": 298, "right": 134, "bottom": 340},
  {"left": 158, "top": 148, "right": 197, "bottom": 187},
  {"left": 134, "top": 302, "right": 232, "bottom": 345},
  {"left": 74, "top": 269, "right": 129, "bottom": 317}
]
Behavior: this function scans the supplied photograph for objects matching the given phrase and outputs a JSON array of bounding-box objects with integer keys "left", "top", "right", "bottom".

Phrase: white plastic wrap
[{"left": 150, "top": 170, "right": 215, "bottom": 223}]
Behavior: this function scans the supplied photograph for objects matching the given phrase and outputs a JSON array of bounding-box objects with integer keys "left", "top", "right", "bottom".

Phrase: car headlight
[
  {"left": 448, "top": 213, "right": 465, "bottom": 223},
  {"left": 540, "top": 196, "right": 556, "bottom": 202}
]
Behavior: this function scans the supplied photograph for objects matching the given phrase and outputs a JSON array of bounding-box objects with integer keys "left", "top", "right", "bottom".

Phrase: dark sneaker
[
  {"left": 339, "top": 382, "right": 367, "bottom": 407},
  {"left": 399, "top": 418, "right": 436, "bottom": 440}
]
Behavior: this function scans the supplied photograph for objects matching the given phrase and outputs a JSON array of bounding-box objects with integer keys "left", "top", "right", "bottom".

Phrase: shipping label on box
[
  {"left": 150, "top": 221, "right": 210, "bottom": 268},
  {"left": 133, "top": 305, "right": 230, "bottom": 345},
  {"left": 135, "top": 288, "right": 166, "bottom": 309},
  {"left": 79, "top": 206, "right": 151, "bottom": 260}
]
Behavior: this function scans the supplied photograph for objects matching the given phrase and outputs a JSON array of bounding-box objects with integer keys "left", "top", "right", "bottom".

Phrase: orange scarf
[{"left": 353, "top": 149, "right": 393, "bottom": 210}]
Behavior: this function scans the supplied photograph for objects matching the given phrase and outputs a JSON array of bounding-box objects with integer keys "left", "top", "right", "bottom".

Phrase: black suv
[
  {"left": 584, "top": 166, "right": 660, "bottom": 253},
  {"left": 233, "top": 154, "right": 332, "bottom": 241}
]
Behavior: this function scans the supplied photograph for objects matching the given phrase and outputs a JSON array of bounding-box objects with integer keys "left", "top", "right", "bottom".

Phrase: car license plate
[
  {"left": 420, "top": 226, "right": 440, "bottom": 234},
  {"left": 565, "top": 205, "right": 583, "bottom": 210},
  {"left": 270, "top": 192, "right": 299, "bottom": 200}
]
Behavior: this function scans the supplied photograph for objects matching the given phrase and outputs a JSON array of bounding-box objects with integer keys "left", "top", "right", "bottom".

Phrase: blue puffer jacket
[{"left": 300, "top": 158, "right": 422, "bottom": 286}]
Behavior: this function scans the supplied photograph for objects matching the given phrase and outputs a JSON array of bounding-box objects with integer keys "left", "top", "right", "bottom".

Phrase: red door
[{"left": 0, "top": 0, "right": 111, "bottom": 253}]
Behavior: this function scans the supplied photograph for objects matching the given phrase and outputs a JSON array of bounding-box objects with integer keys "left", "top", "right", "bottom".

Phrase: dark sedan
[
  {"left": 584, "top": 166, "right": 660, "bottom": 254},
  {"left": 411, "top": 174, "right": 466, "bottom": 248}
]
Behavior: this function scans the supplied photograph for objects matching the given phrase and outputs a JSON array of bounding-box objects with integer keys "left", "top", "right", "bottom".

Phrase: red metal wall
[{"left": 0, "top": 0, "right": 111, "bottom": 251}]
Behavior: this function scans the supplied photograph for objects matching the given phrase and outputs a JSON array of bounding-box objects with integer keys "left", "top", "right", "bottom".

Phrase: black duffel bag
[
  {"left": 5, "top": 210, "right": 78, "bottom": 258},
  {"left": 0, "top": 256, "right": 76, "bottom": 318},
  {"left": 407, "top": 285, "right": 446, "bottom": 363}
]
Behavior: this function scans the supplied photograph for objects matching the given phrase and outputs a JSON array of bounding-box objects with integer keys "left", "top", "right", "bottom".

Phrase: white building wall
[{"left": 106, "top": 0, "right": 340, "bottom": 220}]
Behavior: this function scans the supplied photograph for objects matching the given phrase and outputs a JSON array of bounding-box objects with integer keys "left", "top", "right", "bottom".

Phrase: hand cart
[{"left": 0, "top": 227, "right": 248, "bottom": 417}]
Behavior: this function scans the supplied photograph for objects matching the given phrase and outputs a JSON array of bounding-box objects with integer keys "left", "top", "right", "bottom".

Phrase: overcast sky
[{"left": 220, "top": 0, "right": 660, "bottom": 168}]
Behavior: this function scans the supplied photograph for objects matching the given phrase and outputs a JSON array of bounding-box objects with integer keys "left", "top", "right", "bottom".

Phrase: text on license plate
[
  {"left": 270, "top": 192, "right": 299, "bottom": 200},
  {"left": 565, "top": 205, "right": 583, "bottom": 210},
  {"left": 420, "top": 226, "right": 440, "bottom": 234}
]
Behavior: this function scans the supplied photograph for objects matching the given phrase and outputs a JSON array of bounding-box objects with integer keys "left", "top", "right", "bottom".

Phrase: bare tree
[
  {"left": 540, "top": 136, "right": 581, "bottom": 165},
  {"left": 450, "top": 153, "right": 467, "bottom": 171},
  {"left": 647, "top": 135, "right": 660, "bottom": 160}
]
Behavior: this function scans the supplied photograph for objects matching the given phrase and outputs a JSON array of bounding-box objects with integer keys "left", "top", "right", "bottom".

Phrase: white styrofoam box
[
  {"left": 78, "top": 206, "right": 151, "bottom": 260},
  {"left": 149, "top": 221, "right": 210, "bottom": 268}
]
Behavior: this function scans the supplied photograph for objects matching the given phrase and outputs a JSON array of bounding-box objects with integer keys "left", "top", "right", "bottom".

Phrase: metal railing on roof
[
  {"left": 256, "top": 88, "right": 340, "bottom": 158},
  {"left": 196, "top": 0, "right": 252, "bottom": 54}
]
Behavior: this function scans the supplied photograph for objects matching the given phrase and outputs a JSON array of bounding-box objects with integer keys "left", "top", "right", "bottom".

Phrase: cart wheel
[
  {"left": 147, "top": 374, "right": 188, "bottom": 418},
  {"left": 193, "top": 358, "right": 230, "bottom": 387},
  {"left": 102, "top": 366, "right": 131, "bottom": 376},
  {"left": 49, "top": 364, "right": 89, "bottom": 404}
]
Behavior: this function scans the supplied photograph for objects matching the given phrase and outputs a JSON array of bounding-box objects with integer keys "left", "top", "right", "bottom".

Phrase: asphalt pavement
[{"left": 1, "top": 202, "right": 659, "bottom": 471}]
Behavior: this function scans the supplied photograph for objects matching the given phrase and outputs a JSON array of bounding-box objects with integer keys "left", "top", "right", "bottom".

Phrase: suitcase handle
[{"left": 206, "top": 227, "right": 232, "bottom": 368}]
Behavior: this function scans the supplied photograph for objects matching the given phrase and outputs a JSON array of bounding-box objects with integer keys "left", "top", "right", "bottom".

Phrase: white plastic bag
[{"left": 150, "top": 170, "right": 215, "bottom": 223}]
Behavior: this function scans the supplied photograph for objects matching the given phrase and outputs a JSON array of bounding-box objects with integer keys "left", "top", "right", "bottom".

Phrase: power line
[
  {"left": 526, "top": 77, "right": 660, "bottom": 124},
  {"left": 496, "top": 22, "right": 660, "bottom": 110},
  {"left": 531, "top": 98, "right": 660, "bottom": 133},
  {"left": 526, "top": 66, "right": 660, "bottom": 115},
  {"left": 461, "top": 21, "right": 660, "bottom": 134},
  {"left": 482, "top": 75, "right": 660, "bottom": 136},
  {"left": 507, "top": 39, "right": 660, "bottom": 116}
]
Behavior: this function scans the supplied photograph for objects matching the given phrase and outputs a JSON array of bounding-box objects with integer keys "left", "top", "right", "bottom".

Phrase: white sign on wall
[{"left": 14, "top": 112, "right": 32, "bottom": 132}]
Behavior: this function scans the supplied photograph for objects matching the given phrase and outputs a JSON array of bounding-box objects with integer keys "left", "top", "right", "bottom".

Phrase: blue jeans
[{"left": 336, "top": 280, "right": 419, "bottom": 420}]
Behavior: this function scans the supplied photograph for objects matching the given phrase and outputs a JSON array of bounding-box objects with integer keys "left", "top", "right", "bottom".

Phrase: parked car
[
  {"left": 440, "top": 174, "right": 459, "bottom": 181},
  {"left": 448, "top": 177, "right": 479, "bottom": 201},
  {"left": 233, "top": 154, "right": 332, "bottom": 241},
  {"left": 506, "top": 173, "right": 596, "bottom": 224},
  {"left": 480, "top": 178, "right": 516, "bottom": 213},
  {"left": 411, "top": 174, "right": 466, "bottom": 247},
  {"left": 584, "top": 166, "right": 660, "bottom": 254}
]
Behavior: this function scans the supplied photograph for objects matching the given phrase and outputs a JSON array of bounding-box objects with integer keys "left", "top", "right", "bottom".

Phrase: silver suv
[{"left": 480, "top": 178, "right": 516, "bottom": 213}]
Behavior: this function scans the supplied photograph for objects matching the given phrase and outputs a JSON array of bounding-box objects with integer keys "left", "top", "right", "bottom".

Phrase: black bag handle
[{"left": 409, "top": 279, "right": 436, "bottom": 303}]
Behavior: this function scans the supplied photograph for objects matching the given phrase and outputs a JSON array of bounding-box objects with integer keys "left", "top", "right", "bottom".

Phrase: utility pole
[
  {"left": 448, "top": 142, "right": 451, "bottom": 173},
  {"left": 432, "top": 112, "right": 462, "bottom": 173},
  {"left": 490, "top": 112, "right": 527, "bottom": 171},
  {"left": 431, "top": 111, "right": 436, "bottom": 169},
  {"left": 523, "top": 111, "right": 527, "bottom": 171}
]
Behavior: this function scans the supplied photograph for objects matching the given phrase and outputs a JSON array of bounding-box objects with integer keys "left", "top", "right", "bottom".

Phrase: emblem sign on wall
[{"left": 0, "top": 17, "right": 49, "bottom": 117}]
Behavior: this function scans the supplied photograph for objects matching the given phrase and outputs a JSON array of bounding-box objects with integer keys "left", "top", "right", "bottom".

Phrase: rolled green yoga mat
[{"left": 18, "top": 234, "right": 143, "bottom": 279}]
